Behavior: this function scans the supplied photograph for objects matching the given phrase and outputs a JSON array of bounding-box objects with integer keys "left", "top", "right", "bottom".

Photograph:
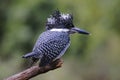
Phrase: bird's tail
[{"left": 22, "top": 52, "right": 35, "bottom": 58}]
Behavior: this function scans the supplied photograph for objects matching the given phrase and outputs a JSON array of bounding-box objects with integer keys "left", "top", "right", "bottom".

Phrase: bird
[{"left": 22, "top": 10, "right": 90, "bottom": 67}]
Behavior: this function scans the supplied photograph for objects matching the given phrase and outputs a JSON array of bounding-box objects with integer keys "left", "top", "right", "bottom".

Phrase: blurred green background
[{"left": 0, "top": 0, "right": 120, "bottom": 80}]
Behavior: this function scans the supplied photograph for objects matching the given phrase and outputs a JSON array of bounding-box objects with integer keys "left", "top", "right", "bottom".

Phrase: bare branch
[{"left": 5, "top": 59, "right": 63, "bottom": 80}]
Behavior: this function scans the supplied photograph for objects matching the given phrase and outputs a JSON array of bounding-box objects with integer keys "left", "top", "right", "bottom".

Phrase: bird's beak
[{"left": 70, "top": 27, "right": 90, "bottom": 35}]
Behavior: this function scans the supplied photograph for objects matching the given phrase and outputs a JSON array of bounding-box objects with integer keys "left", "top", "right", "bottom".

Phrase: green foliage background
[{"left": 0, "top": 0, "right": 120, "bottom": 80}]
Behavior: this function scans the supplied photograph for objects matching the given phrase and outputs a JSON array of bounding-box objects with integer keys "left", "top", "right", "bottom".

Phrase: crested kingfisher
[{"left": 22, "top": 10, "right": 90, "bottom": 67}]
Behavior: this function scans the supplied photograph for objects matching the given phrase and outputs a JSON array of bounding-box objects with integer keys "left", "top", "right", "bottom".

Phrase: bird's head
[{"left": 46, "top": 10, "right": 90, "bottom": 35}]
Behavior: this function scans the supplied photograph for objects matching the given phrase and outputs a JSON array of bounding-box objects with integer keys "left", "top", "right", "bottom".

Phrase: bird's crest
[{"left": 46, "top": 10, "right": 74, "bottom": 30}]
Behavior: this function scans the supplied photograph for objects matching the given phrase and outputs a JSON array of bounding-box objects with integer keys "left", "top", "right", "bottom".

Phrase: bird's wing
[
  {"left": 33, "top": 36, "right": 70, "bottom": 59},
  {"left": 38, "top": 37, "right": 70, "bottom": 66}
]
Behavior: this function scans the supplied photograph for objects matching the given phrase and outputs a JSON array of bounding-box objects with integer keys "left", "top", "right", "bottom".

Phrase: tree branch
[{"left": 5, "top": 59, "right": 63, "bottom": 80}]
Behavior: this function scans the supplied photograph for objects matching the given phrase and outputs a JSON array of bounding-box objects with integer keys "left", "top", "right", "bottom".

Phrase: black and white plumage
[{"left": 23, "top": 10, "right": 90, "bottom": 67}]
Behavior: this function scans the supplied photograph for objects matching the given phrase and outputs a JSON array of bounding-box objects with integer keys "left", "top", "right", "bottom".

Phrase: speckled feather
[{"left": 23, "top": 30, "right": 70, "bottom": 66}]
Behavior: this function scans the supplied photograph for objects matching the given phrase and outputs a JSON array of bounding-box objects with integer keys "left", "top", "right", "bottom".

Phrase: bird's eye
[
  {"left": 69, "top": 24, "right": 73, "bottom": 27},
  {"left": 65, "top": 23, "right": 73, "bottom": 29}
]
